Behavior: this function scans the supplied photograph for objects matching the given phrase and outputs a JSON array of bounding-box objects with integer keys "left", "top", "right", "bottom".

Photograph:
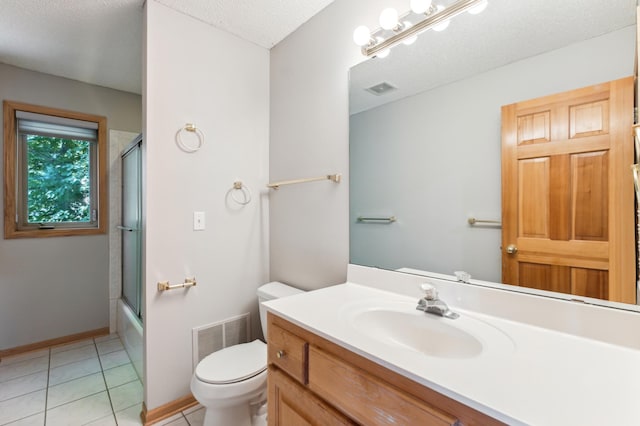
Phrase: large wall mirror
[{"left": 349, "top": 0, "right": 639, "bottom": 308}]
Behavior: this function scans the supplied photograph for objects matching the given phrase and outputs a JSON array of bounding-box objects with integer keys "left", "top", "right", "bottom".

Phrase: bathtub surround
[
  {"left": 118, "top": 300, "right": 144, "bottom": 383},
  {"left": 143, "top": 0, "right": 270, "bottom": 412},
  {"left": 0, "top": 63, "right": 142, "bottom": 351}
]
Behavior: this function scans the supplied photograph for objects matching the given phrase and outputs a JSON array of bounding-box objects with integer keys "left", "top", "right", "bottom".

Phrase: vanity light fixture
[{"left": 353, "top": 0, "right": 488, "bottom": 58}]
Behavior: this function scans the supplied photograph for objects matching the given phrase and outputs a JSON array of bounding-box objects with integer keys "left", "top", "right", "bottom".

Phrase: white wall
[
  {"left": 144, "top": 1, "right": 270, "bottom": 409},
  {"left": 270, "top": 0, "right": 410, "bottom": 290},
  {"left": 0, "top": 63, "right": 141, "bottom": 350},
  {"left": 350, "top": 27, "right": 636, "bottom": 283}
]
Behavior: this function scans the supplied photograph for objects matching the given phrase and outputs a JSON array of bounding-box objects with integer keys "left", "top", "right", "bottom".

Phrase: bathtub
[{"left": 117, "top": 299, "right": 143, "bottom": 382}]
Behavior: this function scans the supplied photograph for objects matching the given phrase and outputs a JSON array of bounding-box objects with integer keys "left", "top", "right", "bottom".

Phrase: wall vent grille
[{"left": 192, "top": 313, "right": 251, "bottom": 370}]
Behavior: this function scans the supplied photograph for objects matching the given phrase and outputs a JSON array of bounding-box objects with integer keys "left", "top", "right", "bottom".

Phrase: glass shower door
[{"left": 121, "top": 136, "right": 142, "bottom": 318}]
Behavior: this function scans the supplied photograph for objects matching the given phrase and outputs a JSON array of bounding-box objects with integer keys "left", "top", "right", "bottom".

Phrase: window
[{"left": 4, "top": 101, "right": 107, "bottom": 238}]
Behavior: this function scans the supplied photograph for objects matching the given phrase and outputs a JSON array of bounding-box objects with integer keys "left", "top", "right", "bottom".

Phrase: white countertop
[{"left": 264, "top": 282, "right": 640, "bottom": 425}]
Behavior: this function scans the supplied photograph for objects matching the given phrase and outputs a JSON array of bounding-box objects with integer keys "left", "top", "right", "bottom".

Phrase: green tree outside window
[{"left": 25, "top": 135, "right": 91, "bottom": 223}]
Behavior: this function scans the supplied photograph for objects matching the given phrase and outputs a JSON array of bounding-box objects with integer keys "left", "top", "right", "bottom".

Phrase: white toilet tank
[{"left": 257, "top": 282, "right": 303, "bottom": 335}]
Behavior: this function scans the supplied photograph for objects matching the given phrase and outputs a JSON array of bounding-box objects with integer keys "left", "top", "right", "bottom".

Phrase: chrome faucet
[{"left": 416, "top": 283, "right": 459, "bottom": 319}]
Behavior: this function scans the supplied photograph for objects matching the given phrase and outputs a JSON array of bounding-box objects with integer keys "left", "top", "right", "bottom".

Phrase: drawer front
[
  {"left": 268, "top": 322, "right": 308, "bottom": 384},
  {"left": 308, "top": 346, "right": 459, "bottom": 426}
]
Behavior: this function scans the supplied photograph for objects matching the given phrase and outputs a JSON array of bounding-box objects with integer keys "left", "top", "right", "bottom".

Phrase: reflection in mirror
[{"left": 349, "top": 0, "right": 638, "bottom": 306}]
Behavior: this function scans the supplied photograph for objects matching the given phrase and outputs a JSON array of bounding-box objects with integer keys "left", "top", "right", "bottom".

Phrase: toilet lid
[{"left": 195, "top": 340, "right": 267, "bottom": 384}]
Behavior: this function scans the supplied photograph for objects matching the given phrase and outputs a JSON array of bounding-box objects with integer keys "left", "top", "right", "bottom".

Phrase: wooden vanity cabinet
[{"left": 267, "top": 312, "right": 505, "bottom": 426}]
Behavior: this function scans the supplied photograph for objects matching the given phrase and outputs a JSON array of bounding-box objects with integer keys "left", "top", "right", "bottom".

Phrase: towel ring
[
  {"left": 231, "top": 181, "right": 252, "bottom": 205},
  {"left": 176, "top": 123, "right": 204, "bottom": 153}
]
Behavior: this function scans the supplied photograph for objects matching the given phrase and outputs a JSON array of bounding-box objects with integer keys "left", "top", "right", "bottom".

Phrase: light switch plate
[{"left": 193, "top": 211, "right": 205, "bottom": 230}]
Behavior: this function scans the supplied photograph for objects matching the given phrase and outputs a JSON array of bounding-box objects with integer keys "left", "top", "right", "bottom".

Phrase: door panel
[
  {"left": 502, "top": 77, "right": 635, "bottom": 303},
  {"left": 569, "top": 100, "right": 609, "bottom": 138},
  {"left": 518, "top": 158, "right": 549, "bottom": 238},
  {"left": 572, "top": 268, "right": 608, "bottom": 299},
  {"left": 571, "top": 151, "right": 608, "bottom": 241}
]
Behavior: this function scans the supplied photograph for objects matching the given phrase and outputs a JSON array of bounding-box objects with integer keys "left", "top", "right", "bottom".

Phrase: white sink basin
[{"left": 343, "top": 300, "right": 515, "bottom": 359}]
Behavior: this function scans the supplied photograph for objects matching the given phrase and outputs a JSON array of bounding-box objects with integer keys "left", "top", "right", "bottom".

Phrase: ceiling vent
[{"left": 366, "top": 82, "right": 397, "bottom": 96}]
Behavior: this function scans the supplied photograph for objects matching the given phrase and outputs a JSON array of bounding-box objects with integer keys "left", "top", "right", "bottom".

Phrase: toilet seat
[{"left": 195, "top": 340, "right": 267, "bottom": 385}]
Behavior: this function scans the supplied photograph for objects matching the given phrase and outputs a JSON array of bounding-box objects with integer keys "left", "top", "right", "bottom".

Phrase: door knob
[{"left": 506, "top": 244, "right": 518, "bottom": 254}]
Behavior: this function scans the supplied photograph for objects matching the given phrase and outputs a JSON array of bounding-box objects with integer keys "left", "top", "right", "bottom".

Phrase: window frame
[{"left": 4, "top": 100, "right": 108, "bottom": 238}]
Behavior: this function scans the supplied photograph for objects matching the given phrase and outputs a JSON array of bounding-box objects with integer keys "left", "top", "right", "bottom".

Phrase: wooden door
[{"left": 501, "top": 77, "right": 635, "bottom": 303}]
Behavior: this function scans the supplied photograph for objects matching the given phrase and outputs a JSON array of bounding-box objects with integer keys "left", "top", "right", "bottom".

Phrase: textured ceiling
[
  {"left": 155, "top": 0, "right": 336, "bottom": 49},
  {"left": 0, "top": 0, "right": 335, "bottom": 94},
  {"left": 0, "top": 0, "right": 635, "bottom": 97},
  {"left": 0, "top": 0, "right": 145, "bottom": 94},
  {"left": 350, "top": 0, "right": 637, "bottom": 114}
]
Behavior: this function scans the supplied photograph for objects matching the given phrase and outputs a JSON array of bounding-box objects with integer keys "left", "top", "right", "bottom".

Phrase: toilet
[{"left": 190, "top": 282, "right": 304, "bottom": 426}]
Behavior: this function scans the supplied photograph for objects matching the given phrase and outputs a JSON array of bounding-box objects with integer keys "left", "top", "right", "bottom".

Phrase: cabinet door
[
  {"left": 268, "top": 367, "right": 355, "bottom": 426},
  {"left": 308, "top": 346, "right": 459, "bottom": 426}
]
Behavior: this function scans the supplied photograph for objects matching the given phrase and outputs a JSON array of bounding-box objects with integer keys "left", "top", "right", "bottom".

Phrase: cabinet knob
[{"left": 276, "top": 350, "right": 286, "bottom": 359}]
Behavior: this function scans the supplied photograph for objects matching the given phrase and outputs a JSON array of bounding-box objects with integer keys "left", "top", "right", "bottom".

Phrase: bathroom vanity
[
  {"left": 264, "top": 265, "right": 640, "bottom": 425},
  {"left": 267, "top": 313, "right": 501, "bottom": 425}
]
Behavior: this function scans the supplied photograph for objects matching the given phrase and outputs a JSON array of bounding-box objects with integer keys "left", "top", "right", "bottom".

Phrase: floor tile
[
  {"left": 163, "top": 416, "right": 189, "bottom": 426},
  {"left": 0, "top": 357, "right": 49, "bottom": 383},
  {"left": 98, "top": 350, "right": 130, "bottom": 370},
  {"left": 47, "top": 372, "right": 106, "bottom": 409},
  {"left": 45, "top": 391, "right": 112, "bottom": 426},
  {"left": 108, "top": 380, "right": 143, "bottom": 412},
  {"left": 2, "top": 411, "right": 45, "bottom": 426},
  {"left": 95, "top": 339, "right": 124, "bottom": 356},
  {"left": 93, "top": 334, "right": 119, "bottom": 344},
  {"left": 50, "top": 339, "right": 94, "bottom": 354},
  {"left": 153, "top": 413, "right": 185, "bottom": 426},
  {"left": 103, "top": 363, "right": 137, "bottom": 389},
  {"left": 48, "top": 357, "right": 102, "bottom": 387},
  {"left": 114, "top": 404, "right": 143, "bottom": 426},
  {"left": 181, "top": 404, "right": 203, "bottom": 415},
  {"left": 0, "top": 350, "right": 49, "bottom": 367},
  {"left": 50, "top": 345, "right": 97, "bottom": 369},
  {"left": 0, "top": 389, "right": 46, "bottom": 425},
  {"left": 83, "top": 413, "right": 117, "bottom": 426},
  {"left": 0, "top": 371, "right": 47, "bottom": 402},
  {"left": 184, "top": 407, "right": 205, "bottom": 426}
]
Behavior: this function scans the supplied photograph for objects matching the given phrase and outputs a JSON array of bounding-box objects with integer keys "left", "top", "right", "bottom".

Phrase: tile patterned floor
[{"left": 0, "top": 334, "right": 205, "bottom": 426}]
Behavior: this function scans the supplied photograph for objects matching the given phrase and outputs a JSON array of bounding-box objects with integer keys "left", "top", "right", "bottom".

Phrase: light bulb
[
  {"left": 402, "top": 21, "right": 417, "bottom": 45},
  {"left": 353, "top": 25, "right": 372, "bottom": 46},
  {"left": 376, "top": 48, "right": 391, "bottom": 59},
  {"left": 432, "top": 5, "right": 450, "bottom": 31},
  {"left": 468, "top": 0, "right": 488, "bottom": 15},
  {"left": 379, "top": 8, "right": 399, "bottom": 30},
  {"left": 410, "top": 0, "right": 433, "bottom": 14},
  {"left": 374, "top": 37, "right": 390, "bottom": 58}
]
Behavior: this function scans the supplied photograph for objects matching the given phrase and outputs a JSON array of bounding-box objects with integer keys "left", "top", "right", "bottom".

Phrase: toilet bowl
[{"left": 190, "top": 282, "right": 303, "bottom": 426}]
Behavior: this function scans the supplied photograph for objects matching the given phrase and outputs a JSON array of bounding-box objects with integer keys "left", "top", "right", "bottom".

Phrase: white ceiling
[
  {"left": 0, "top": 0, "right": 636, "bottom": 99},
  {"left": 0, "top": 0, "right": 336, "bottom": 94}
]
